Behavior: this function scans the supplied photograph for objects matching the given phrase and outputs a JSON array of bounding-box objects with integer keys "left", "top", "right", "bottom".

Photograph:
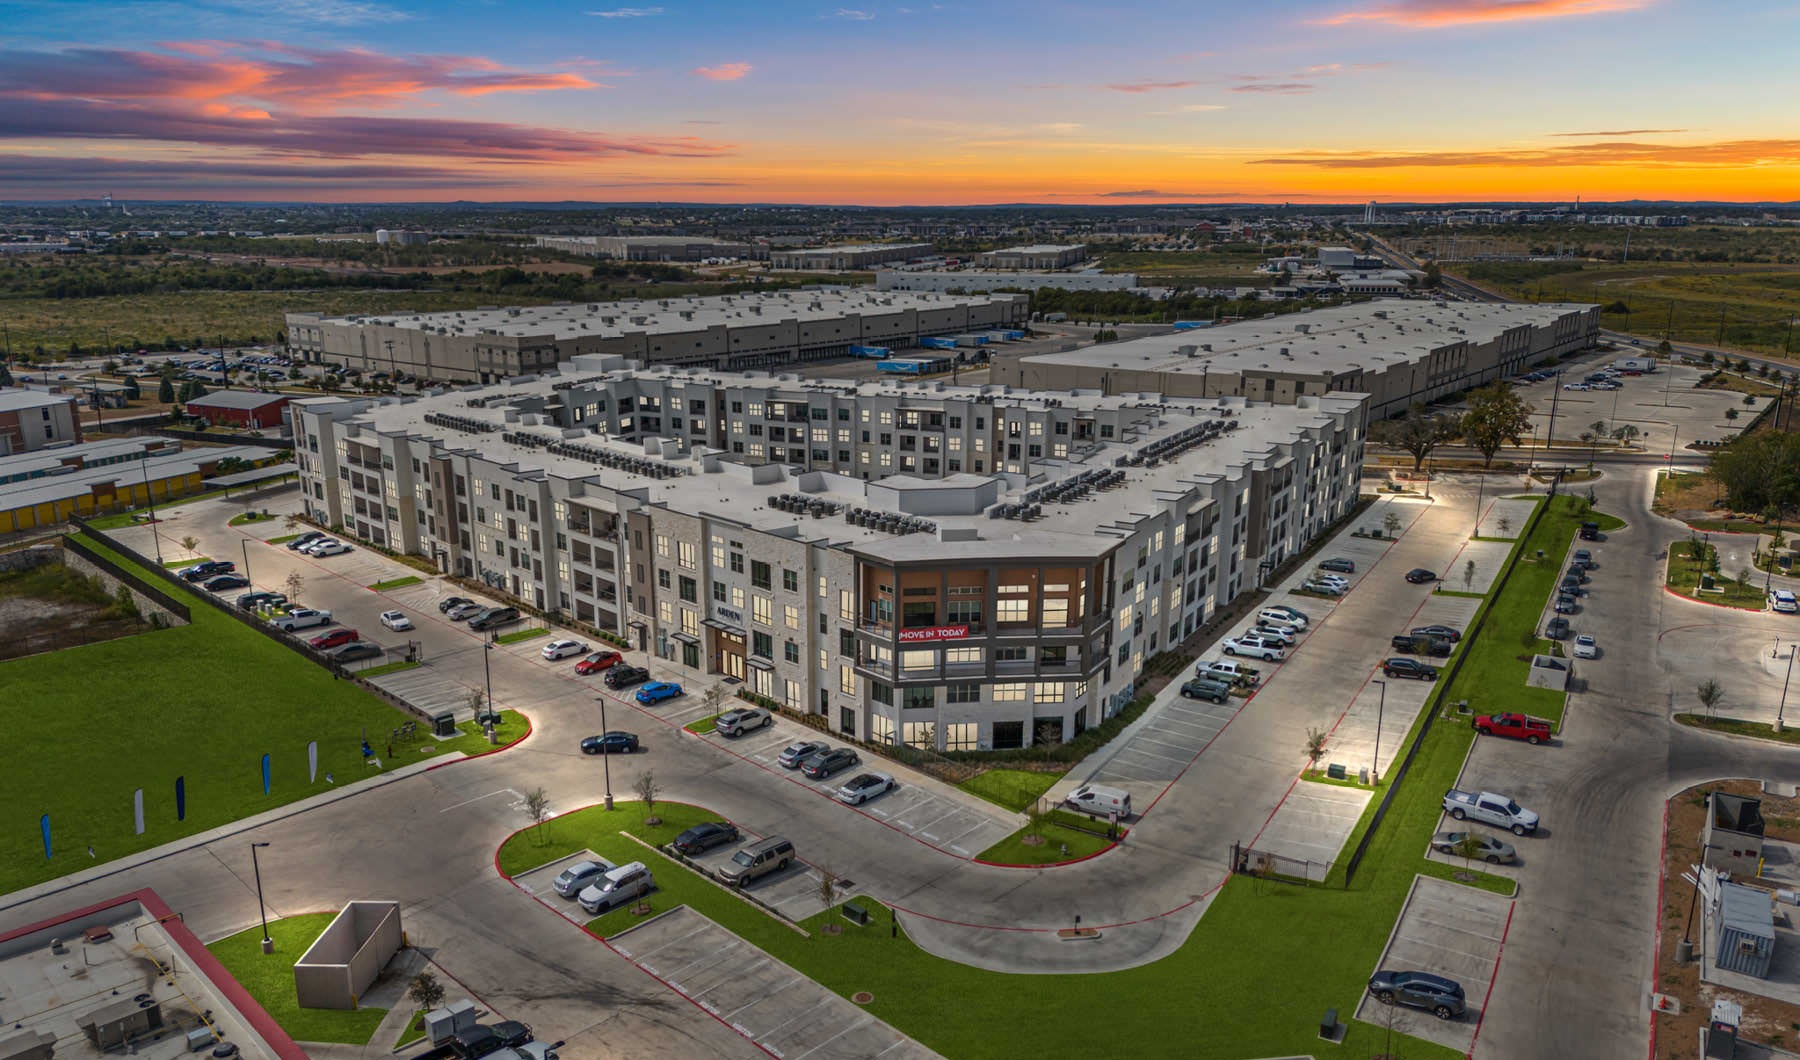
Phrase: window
[
  {"left": 840, "top": 706, "right": 856, "bottom": 737},
  {"left": 1034, "top": 682, "right": 1066, "bottom": 703},
  {"left": 657, "top": 569, "right": 671, "bottom": 590},
  {"left": 655, "top": 534, "right": 670, "bottom": 558},
  {"left": 817, "top": 575, "right": 828, "bottom": 598},
  {"left": 995, "top": 646, "right": 1027, "bottom": 662},
  {"left": 904, "top": 722, "right": 934, "bottom": 749},
  {"left": 945, "top": 723, "right": 978, "bottom": 751},
  {"left": 1042, "top": 597, "right": 1070, "bottom": 627},
  {"left": 839, "top": 664, "right": 856, "bottom": 695},
  {"left": 870, "top": 680, "right": 893, "bottom": 705},
  {"left": 992, "top": 683, "right": 1028, "bottom": 702},
  {"left": 947, "top": 682, "right": 981, "bottom": 704},
  {"left": 945, "top": 646, "right": 982, "bottom": 665},
  {"left": 782, "top": 602, "right": 799, "bottom": 629},
  {"left": 679, "top": 576, "right": 697, "bottom": 603},
  {"left": 870, "top": 713, "right": 896, "bottom": 745},
  {"left": 901, "top": 649, "right": 936, "bottom": 671},
  {"left": 996, "top": 597, "right": 1031, "bottom": 623},
  {"left": 731, "top": 585, "right": 745, "bottom": 609},
  {"left": 751, "top": 560, "right": 771, "bottom": 589},
  {"left": 682, "top": 609, "right": 699, "bottom": 635},
  {"left": 752, "top": 631, "right": 773, "bottom": 658},
  {"left": 752, "top": 595, "right": 772, "bottom": 625},
  {"left": 713, "top": 580, "right": 727, "bottom": 602},
  {"left": 903, "top": 686, "right": 935, "bottom": 711},
  {"left": 678, "top": 541, "right": 697, "bottom": 570},
  {"left": 784, "top": 641, "right": 800, "bottom": 663},
  {"left": 730, "top": 552, "right": 745, "bottom": 574},
  {"left": 783, "top": 568, "right": 799, "bottom": 592},
  {"left": 658, "top": 600, "right": 673, "bottom": 623},
  {"left": 947, "top": 599, "right": 983, "bottom": 626},
  {"left": 784, "top": 679, "right": 801, "bottom": 710},
  {"left": 839, "top": 589, "right": 854, "bottom": 621}
]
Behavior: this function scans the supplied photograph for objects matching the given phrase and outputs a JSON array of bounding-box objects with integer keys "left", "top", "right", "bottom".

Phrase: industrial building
[
  {"left": 286, "top": 289, "right": 1028, "bottom": 383},
  {"left": 291, "top": 358, "right": 1364, "bottom": 752},
  {"left": 185, "top": 390, "right": 292, "bottom": 429},
  {"left": 0, "top": 437, "right": 280, "bottom": 533},
  {"left": 980, "top": 244, "right": 1089, "bottom": 270},
  {"left": 768, "top": 243, "right": 935, "bottom": 271},
  {"left": 991, "top": 301, "right": 1600, "bottom": 419},
  {"left": 532, "top": 235, "right": 763, "bottom": 261},
  {"left": 0, "top": 388, "right": 82, "bottom": 455},
  {"left": 875, "top": 270, "right": 1138, "bottom": 294},
  {"left": 374, "top": 229, "right": 429, "bottom": 246}
]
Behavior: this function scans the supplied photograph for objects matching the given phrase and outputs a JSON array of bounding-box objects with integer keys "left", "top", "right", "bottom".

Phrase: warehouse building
[
  {"left": 0, "top": 437, "right": 278, "bottom": 533},
  {"left": 992, "top": 301, "right": 1600, "bottom": 420},
  {"left": 286, "top": 289, "right": 1028, "bottom": 383},
  {"left": 768, "top": 243, "right": 935, "bottom": 271},
  {"left": 875, "top": 270, "right": 1138, "bottom": 294},
  {"left": 980, "top": 244, "right": 1089, "bottom": 270},
  {"left": 532, "top": 235, "right": 763, "bottom": 261},
  {"left": 292, "top": 359, "right": 1364, "bottom": 752},
  {"left": 185, "top": 390, "right": 292, "bottom": 429},
  {"left": 0, "top": 388, "right": 82, "bottom": 455}
]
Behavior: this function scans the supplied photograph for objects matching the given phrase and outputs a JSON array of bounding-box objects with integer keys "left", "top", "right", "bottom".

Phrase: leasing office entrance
[{"left": 706, "top": 621, "right": 746, "bottom": 680}]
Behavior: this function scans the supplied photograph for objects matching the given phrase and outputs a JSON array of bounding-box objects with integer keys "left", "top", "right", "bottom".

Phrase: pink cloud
[
  {"left": 1319, "top": 0, "right": 1649, "bottom": 28},
  {"left": 693, "top": 62, "right": 753, "bottom": 81},
  {"left": 1105, "top": 79, "right": 1198, "bottom": 93}
]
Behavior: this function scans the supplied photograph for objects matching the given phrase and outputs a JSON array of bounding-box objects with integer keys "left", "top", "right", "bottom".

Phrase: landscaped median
[
  {"left": 1675, "top": 714, "right": 1800, "bottom": 745},
  {"left": 368, "top": 575, "right": 423, "bottom": 592},
  {"left": 207, "top": 914, "right": 387, "bottom": 1046},
  {"left": 1664, "top": 538, "right": 1767, "bottom": 610},
  {"left": 975, "top": 808, "right": 1116, "bottom": 867},
  {"left": 494, "top": 626, "right": 548, "bottom": 645}
]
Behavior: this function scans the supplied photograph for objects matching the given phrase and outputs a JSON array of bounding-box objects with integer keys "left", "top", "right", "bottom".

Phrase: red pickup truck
[{"left": 1473, "top": 712, "right": 1552, "bottom": 745}]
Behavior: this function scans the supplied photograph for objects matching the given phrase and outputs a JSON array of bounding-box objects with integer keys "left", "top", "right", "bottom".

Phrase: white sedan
[
  {"left": 1573, "top": 634, "right": 1599, "bottom": 659},
  {"left": 836, "top": 772, "right": 896, "bottom": 805},
  {"left": 541, "top": 638, "right": 589, "bottom": 661},
  {"left": 379, "top": 610, "right": 413, "bottom": 632},
  {"left": 310, "top": 540, "right": 353, "bottom": 556}
]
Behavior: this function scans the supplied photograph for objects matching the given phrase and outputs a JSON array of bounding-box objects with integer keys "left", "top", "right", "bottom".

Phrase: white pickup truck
[
  {"left": 271, "top": 607, "right": 334, "bottom": 632},
  {"left": 1197, "top": 659, "right": 1261, "bottom": 687},
  {"left": 1222, "top": 635, "right": 1285, "bottom": 661},
  {"left": 1443, "top": 789, "right": 1539, "bottom": 836}
]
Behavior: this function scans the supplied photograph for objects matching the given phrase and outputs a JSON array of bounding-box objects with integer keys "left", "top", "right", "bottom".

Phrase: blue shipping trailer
[
  {"left": 877, "top": 359, "right": 925, "bottom": 374},
  {"left": 849, "top": 345, "right": 891, "bottom": 358},
  {"left": 917, "top": 337, "right": 959, "bottom": 350},
  {"left": 1172, "top": 321, "right": 1213, "bottom": 331}
]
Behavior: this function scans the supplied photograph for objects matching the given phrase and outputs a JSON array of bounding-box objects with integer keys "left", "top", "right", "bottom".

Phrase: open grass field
[
  {"left": 207, "top": 914, "right": 388, "bottom": 1045},
  {"left": 485, "top": 506, "right": 1628, "bottom": 1058},
  {"left": 0, "top": 533, "right": 440, "bottom": 895},
  {"left": 1089, "top": 247, "right": 1272, "bottom": 284}
]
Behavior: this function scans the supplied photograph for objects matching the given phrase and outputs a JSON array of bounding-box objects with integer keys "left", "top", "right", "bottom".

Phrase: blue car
[{"left": 635, "top": 681, "right": 684, "bottom": 705}]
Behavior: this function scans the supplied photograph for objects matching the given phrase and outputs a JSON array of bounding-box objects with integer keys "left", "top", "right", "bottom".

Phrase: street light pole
[
  {"left": 482, "top": 635, "right": 498, "bottom": 745},
  {"left": 598, "top": 695, "right": 615, "bottom": 810},
  {"left": 1473, "top": 471, "right": 1487, "bottom": 538},
  {"left": 250, "top": 841, "right": 273, "bottom": 953},
  {"left": 1779, "top": 648, "right": 1796, "bottom": 734},
  {"left": 1371, "top": 679, "right": 1387, "bottom": 784},
  {"left": 241, "top": 537, "right": 252, "bottom": 586}
]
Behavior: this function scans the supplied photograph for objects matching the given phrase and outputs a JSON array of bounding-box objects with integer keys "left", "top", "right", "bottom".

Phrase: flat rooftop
[
  {"left": 0, "top": 891, "right": 299, "bottom": 1060},
  {"left": 0, "top": 388, "right": 76, "bottom": 413},
  {"left": 297, "top": 288, "right": 1013, "bottom": 342},
  {"left": 339, "top": 361, "right": 1362, "bottom": 560},
  {"left": 0, "top": 444, "right": 270, "bottom": 511},
  {"left": 991, "top": 244, "right": 1085, "bottom": 254},
  {"left": 1016, "top": 300, "right": 1596, "bottom": 378},
  {"left": 778, "top": 243, "right": 933, "bottom": 255}
]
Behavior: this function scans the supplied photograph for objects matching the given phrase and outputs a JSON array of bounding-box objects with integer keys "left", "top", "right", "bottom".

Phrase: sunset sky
[{"left": 0, "top": 0, "right": 1795, "bottom": 204}]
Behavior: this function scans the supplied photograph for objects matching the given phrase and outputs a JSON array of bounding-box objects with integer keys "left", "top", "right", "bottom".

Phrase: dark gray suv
[{"left": 1367, "top": 969, "right": 1466, "bottom": 1020}]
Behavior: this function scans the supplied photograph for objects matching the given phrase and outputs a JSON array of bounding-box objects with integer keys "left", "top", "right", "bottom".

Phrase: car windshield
[
  {"left": 1506, "top": 800, "right": 1523, "bottom": 814},
  {"left": 732, "top": 850, "right": 755, "bottom": 867}
]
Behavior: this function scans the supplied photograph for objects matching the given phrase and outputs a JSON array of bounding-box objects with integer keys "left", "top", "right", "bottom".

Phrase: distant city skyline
[{"left": 0, "top": 0, "right": 1792, "bottom": 204}]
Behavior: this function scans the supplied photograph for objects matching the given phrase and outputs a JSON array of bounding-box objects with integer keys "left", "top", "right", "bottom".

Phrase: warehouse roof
[
  {"left": 0, "top": 388, "right": 76, "bottom": 413},
  {"left": 186, "top": 390, "right": 291, "bottom": 410},
  {"left": 0, "top": 444, "right": 271, "bottom": 512},
  {"left": 990, "top": 244, "right": 1086, "bottom": 254}
]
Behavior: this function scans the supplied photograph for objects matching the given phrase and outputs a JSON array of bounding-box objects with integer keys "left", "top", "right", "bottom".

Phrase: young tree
[
  {"left": 407, "top": 971, "right": 446, "bottom": 1013},
  {"left": 524, "top": 787, "right": 550, "bottom": 837},
  {"left": 284, "top": 570, "right": 304, "bottom": 603},
  {"left": 1036, "top": 721, "right": 1061, "bottom": 761},
  {"left": 1453, "top": 833, "right": 1486, "bottom": 873},
  {"left": 1304, "top": 727, "right": 1329, "bottom": 771},
  {"left": 1612, "top": 424, "right": 1641, "bottom": 445},
  {"left": 1697, "top": 679, "right": 1724, "bottom": 717},
  {"left": 817, "top": 865, "right": 839, "bottom": 910},
  {"left": 1369, "top": 404, "right": 1462, "bottom": 473},
  {"left": 699, "top": 682, "right": 729, "bottom": 718},
  {"left": 1498, "top": 515, "right": 1512, "bottom": 536},
  {"left": 634, "top": 771, "right": 662, "bottom": 825},
  {"left": 180, "top": 534, "right": 199, "bottom": 557},
  {"left": 1461, "top": 383, "right": 1535, "bottom": 468},
  {"left": 1463, "top": 559, "right": 1476, "bottom": 591},
  {"left": 1382, "top": 510, "right": 1404, "bottom": 536},
  {"left": 1589, "top": 419, "right": 1609, "bottom": 440},
  {"left": 1737, "top": 567, "right": 1753, "bottom": 589}
]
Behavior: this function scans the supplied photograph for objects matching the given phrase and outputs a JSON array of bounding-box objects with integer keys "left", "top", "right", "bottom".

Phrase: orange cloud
[
  {"left": 1320, "top": 0, "right": 1649, "bottom": 27},
  {"left": 1251, "top": 138, "right": 1800, "bottom": 168},
  {"left": 693, "top": 62, "right": 752, "bottom": 81},
  {"left": 1106, "top": 80, "right": 1198, "bottom": 93}
]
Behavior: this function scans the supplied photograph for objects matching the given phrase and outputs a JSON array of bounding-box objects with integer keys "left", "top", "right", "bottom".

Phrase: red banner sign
[{"left": 897, "top": 625, "right": 970, "bottom": 643}]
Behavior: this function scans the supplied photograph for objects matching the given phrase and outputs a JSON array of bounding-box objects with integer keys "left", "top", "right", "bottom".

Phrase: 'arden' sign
[{"left": 897, "top": 625, "right": 970, "bottom": 643}]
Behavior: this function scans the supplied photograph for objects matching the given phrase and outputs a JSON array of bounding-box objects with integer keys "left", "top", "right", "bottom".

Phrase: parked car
[
  {"left": 671, "top": 821, "right": 740, "bottom": 856},
  {"left": 1261, "top": 604, "right": 1310, "bottom": 627},
  {"left": 635, "top": 681, "right": 684, "bottom": 704},
  {"left": 296, "top": 538, "right": 338, "bottom": 555},
  {"left": 1301, "top": 580, "right": 1344, "bottom": 596},
  {"left": 468, "top": 607, "right": 522, "bottom": 632},
  {"left": 717, "top": 836, "right": 795, "bottom": 887},
  {"left": 1473, "top": 712, "right": 1553, "bottom": 744},
  {"left": 580, "top": 731, "right": 639, "bottom": 755},
  {"left": 1404, "top": 568, "right": 1439, "bottom": 584},
  {"left": 1318, "top": 557, "right": 1356, "bottom": 573},
  {"left": 578, "top": 861, "right": 654, "bottom": 915},
  {"left": 1410, "top": 624, "right": 1462, "bottom": 642},
  {"left": 603, "top": 664, "right": 650, "bottom": 689},
  {"left": 541, "top": 638, "right": 588, "bottom": 661},
  {"left": 310, "top": 540, "right": 353, "bottom": 557},
  {"left": 716, "top": 707, "right": 773, "bottom": 736},
  {"left": 1553, "top": 593, "right": 1578, "bottom": 615},
  {"left": 202, "top": 573, "right": 249, "bottom": 591},
  {"left": 178, "top": 560, "right": 234, "bottom": 582},
  {"left": 1443, "top": 788, "right": 1539, "bottom": 835},
  {"left": 1545, "top": 616, "right": 1571, "bottom": 639},
  {"left": 438, "top": 595, "right": 475, "bottom": 614},
  {"left": 836, "top": 772, "right": 896, "bottom": 805},
  {"left": 1579, "top": 521, "right": 1602, "bottom": 541},
  {"left": 1180, "top": 677, "right": 1233, "bottom": 703},
  {"left": 1066, "top": 784, "right": 1131, "bottom": 818},
  {"left": 1382, "top": 657, "right": 1439, "bottom": 680},
  {"left": 1572, "top": 548, "right": 1595, "bottom": 570},
  {"left": 309, "top": 628, "right": 360, "bottom": 650},
  {"left": 486, "top": 1022, "right": 533, "bottom": 1049},
  {"left": 801, "top": 747, "right": 860, "bottom": 779},
  {"left": 551, "top": 859, "right": 615, "bottom": 898},
  {"left": 446, "top": 601, "right": 483, "bottom": 621},
  {"left": 1573, "top": 633, "right": 1599, "bottom": 659},
  {"left": 778, "top": 740, "right": 828, "bottom": 769},
  {"left": 379, "top": 610, "right": 413, "bottom": 632},
  {"left": 1250, "top": 624, "right": 1296, "bottom": 647},
  {"left": 1255, "top": 612, "right": 1303, "bottom": 635},
  {"left": 1197, "top": 659, "right": 1260, "bottom": 687},
  {"left": 271, "top": 607, "right": 332, "bottom": 631},
  {"left": 1312, "top": 572, "right": 1350, "bottom": 588},
  {"left": 1431, "top": 831, "right": 1517, "bottom": 864},
  {"left": 1367, "top": 970, "right": 1467, "bottom": 1021},
  {"left": 325, "top": 641, "right": 383, "bottom": 663},
  {"left": 287, "top": 531, "right": 327, "bottom": 551},
  {"left": 1390, "top": 634, "right": 1452, "bottom": 657},
  {"left": 1772, "top": 590, "right": 1799, "bottom": 614},
  {"left": 449, "top": 1026, "right": 504, "bottom": 1060},
  {"left": 1222, "top": 635, "right": 1284, "bottom": 661},
  {"left": 575, "top": 650, "right": 623, "bottom": 674},
  {"left": 237, "top": 591, "right": 287, "bottom": 610}
]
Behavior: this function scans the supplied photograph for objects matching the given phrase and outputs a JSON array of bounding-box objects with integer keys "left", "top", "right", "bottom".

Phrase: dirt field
[{"left": 0, "top": 561, "right": 149, "bottom": 661}]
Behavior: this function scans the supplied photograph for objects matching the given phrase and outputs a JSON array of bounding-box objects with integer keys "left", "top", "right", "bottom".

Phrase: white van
[{"left": 1066, "top": 784, "right": 1131, "bottom": 819}]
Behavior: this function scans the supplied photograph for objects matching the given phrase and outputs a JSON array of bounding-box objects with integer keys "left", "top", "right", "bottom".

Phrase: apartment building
[
  {"left": 292, "top": 359, "right": 1365, "bottom": 752},
  {"left": 0, "top": 389, "right": 82, "bottom": 455}
]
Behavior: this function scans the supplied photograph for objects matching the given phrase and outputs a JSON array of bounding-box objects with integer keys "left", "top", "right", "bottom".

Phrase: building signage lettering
[
  {"left": 713, "top": 605, "right": 743, "bottom": 626},
  {"left": 897, "top": 625, "right": 970, "bottom": 643}
]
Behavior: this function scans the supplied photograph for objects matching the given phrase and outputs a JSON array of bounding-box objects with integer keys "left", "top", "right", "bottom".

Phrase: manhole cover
[{"left": 852, "top": 992, "right": 873, "bottom": 1005}]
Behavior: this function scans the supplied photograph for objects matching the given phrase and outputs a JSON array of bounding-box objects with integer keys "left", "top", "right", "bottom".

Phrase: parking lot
[
  {"left": 1356, "top": 876, "right": 1513, "bottom": 1053},
  {"left": 610, "top": 907, "right": 940, "bottom": 1060},
  {"left": 514, "top": 850, "right": 620, "bottom": 924},
  {"left": 1503, "top": 355, "right": 1753, "bottom": 456}
]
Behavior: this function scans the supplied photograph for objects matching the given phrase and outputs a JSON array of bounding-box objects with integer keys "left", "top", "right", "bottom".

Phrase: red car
[
  {"left": 575, "top": 650, "right": 624, "bottom": 675},
  {"left": 309, "top": 628, "right": 359, "bottom": 650},
  {"left": 1473, "top": 712, "right": 1552, "bottom": 745}
]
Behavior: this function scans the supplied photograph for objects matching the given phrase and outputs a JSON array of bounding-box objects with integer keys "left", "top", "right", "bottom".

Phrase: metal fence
[
  {"left": 60, "top": 531, "right": 192, "bottom": 622},
  {"left": 1231, "top": 842, "right": 1330, "bottom": 886}
]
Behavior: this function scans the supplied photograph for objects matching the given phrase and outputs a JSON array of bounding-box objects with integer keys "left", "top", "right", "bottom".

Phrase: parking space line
[
  {"left": 791, "top": 1017, "right": 874, "bottom": 1060},
  {"left": 753, "top": 996, "right": 838, "bottom": 1043},
  {"left": 625, "top": 922, "right": 715, "bottom": 962},
  {"left": 722, "top": 975, "right": 804, "bottom": 1020},
  {"left": 663, "top": 937, "right": 745, "bottom": 981},
  {"left": 690, "top": 956, "right": 772, "bottom": 1001}
]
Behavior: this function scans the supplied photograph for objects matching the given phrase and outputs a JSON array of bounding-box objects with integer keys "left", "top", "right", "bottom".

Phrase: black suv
[
  {"left": 1389, "top": 634, "right": 1452, "bottom": 657},
  {"left": 1382, "top": 657, "right": 1439, "bottom": 680},
  {"left": 1578, "top": 521, "right": 1601, "bottom": 541},
  {"left": 604, "top": 664, "right": 650, "bottom": 689},
  {"left": 1367, "top": 970, "right": 1466, "bottom": 1021},
  {"left": 179, "top": 560, "right": 235, "bottom": 582},
  {"left": 468, "top": 606, "right": 522, "bottom": 631}
]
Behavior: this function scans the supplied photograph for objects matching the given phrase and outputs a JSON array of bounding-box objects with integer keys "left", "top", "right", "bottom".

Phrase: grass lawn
[
  {"left": 357, "top": 659, "right": 420, "bottom": 679},
  {"left": 86, "top": 478, "right": 299, "bottom": 530},
  {"left": 955, "top": 767, "right": 1062, "bottom": 812},
  {"left": 684, "top": 712, "right": 723, "bottom": 735},
  {"left": 1302, "top": 769, "right": 1379, "bottom": 791},
  {"left": 975, "top": 820, "right": 1113, "bottom": 866},
  {"left": 369, "top": 575, "right": 424, "bottom": 591},
  {"left": 227, "top": 511, "right": 280, "bottom": 527},
  {"left": 1675, "top": 714, "right": 1800, "bottom": 744},
  {"left": 162, "top": 557, "right": 204, "bottom": 567},
  {"left": 206, "top": 914, "right": 388, "bottom": 1045},
  {"left": 394, "top": 1011, "right": 427, "bottom": 1048},
  {"left": 443, "top": 710, "right": 529, "bottom": 756},
  {"left": 267, "top": 533, "right": 303, "bottom": 545},
  {"left": 495, "top": 802, "right": 723, "bottom": 876},
  {"left": 494, "top": 626, "right": 548, "bottom": 645},
  {"left": 1665, "top": 552, "right": 1767, "bottom": 610},
  {"left": 0, "top": 533, "right": 447, "bottom": 894}
]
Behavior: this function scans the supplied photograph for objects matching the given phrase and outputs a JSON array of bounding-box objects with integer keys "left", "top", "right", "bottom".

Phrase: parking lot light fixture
[
  {"left": 1370, "top": 680, "right": 1387, "bottom": 783},
  {"left": 1778, "top": 649, "right": 1795, "bottom": 734},
  {"left": 482, "top": 634, "right": 498, "bottom": 745},
  {"left": 250, "top": 841, "right": 273, "bottom": 954},
  {"left": 597, "top": 695, "right": 614, "bottom": 810}
]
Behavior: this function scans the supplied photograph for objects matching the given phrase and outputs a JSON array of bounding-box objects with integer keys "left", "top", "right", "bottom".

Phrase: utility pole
[{"left": 1779, "top": 648, "right": 1796, "bottom": 734}]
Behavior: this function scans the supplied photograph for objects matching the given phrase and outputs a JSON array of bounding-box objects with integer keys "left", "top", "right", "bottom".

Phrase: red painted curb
[
  {"left": 422, "top": 712, "right": 534, "bottom": 771},
  {"left": 972, "top": 833, "right": 1124, "bottom": 870},
  {"left": 1661, "top": 584, "right": 1765, "bottom": 612},
  {"left": 1465, "top": 900, "right": 1516, "bottom": 1059}
]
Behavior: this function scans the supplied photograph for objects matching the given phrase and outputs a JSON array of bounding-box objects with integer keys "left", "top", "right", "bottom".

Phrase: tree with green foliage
[
  {"left": 1369, "top": 404, "right": 1462, "bottom": 472},
  {"left": 1453, "top": 833, "right": 1486, "bottom": 873},
  {"left": 158, "top": 376, "right": 175, "bottom": 403},
  {"left": 1460, "top": 382, "right": 1535, "bottom": 467},
  {"left": 1697, "top": 679, "right": 1724, "bottom": 717},
  {"left": 408, "top": 972, "right": 445, "bottom": 1012}
]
